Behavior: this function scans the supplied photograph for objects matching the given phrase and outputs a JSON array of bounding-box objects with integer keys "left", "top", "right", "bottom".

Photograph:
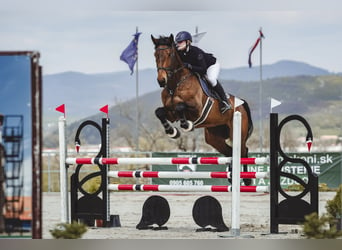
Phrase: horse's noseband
[{"left": 158, "top": 66, "right": 174, "bottom": 78}]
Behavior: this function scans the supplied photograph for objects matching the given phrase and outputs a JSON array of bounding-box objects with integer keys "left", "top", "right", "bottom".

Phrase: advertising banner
[{"left": 151, "top": 152, "right": 342, "bottom": 188}]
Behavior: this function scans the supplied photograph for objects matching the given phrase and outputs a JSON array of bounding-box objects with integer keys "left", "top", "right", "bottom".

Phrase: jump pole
[
  {"left": 65, "top": 157, "right": 269, "bottom": 165},
  {"left": 108, "top": 184, "right": 269, "bottom": 192},
  {"left": 107, "top": 171, "right": 269, "bottom": 179}
]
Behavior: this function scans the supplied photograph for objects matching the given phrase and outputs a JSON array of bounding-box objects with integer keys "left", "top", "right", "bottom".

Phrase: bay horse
[{"left": 151, "top": 34, "right": 253, "bottom": 185}]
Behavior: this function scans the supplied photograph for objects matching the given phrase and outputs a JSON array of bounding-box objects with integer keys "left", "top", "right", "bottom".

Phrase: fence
[{"left": 42, "top": 150, "right": 342, "bottom": 191}]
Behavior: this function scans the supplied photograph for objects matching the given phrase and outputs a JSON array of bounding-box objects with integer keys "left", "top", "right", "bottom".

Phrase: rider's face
[{"left": 176, "top": 40, "right": 187, "bottom": 51}]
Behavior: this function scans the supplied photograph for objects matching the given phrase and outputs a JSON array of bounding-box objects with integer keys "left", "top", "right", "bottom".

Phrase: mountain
[
  {"left": 43, "top": 72, "right": 342, "bottom": 150},
  {"left": 43, "top": 69, "right": 159, "bottom": 121},
  {"left": 219, "top": 60, "right": 331, "bottom": 81},
  {"left": 43, "top": 60, "right": 335, "bottom": 121}
]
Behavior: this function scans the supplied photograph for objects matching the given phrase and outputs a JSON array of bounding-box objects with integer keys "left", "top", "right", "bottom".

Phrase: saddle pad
[
  {"left": 196, "top": 74, "right": 218, "bottom": 99},
  {"left": 196, "top": 74, "right": 230, "bottom": 100}
]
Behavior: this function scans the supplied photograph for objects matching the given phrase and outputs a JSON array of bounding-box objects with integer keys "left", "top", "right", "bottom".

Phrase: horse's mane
[{"left": 154, "top": 36, "right": 174, "bottom": 48}]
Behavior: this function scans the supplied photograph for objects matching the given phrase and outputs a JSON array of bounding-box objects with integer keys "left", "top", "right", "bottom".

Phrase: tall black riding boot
[{"left": 213, "top": 83, "right": 231, "bottom": 113}]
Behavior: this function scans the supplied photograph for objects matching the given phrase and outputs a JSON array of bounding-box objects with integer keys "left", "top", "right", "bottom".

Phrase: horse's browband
[{"left": 155, "top": 45, "right": 172, "bottom": 51}]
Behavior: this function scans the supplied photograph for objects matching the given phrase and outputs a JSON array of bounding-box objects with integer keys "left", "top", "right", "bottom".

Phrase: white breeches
[{"left": 206, "top": 62, "right": 220, "bottom": 87}]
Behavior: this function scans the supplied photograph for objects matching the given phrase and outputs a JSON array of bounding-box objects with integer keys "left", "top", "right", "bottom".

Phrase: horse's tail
[{"left": 242, "top": 100, "right": 253, "bottom": 139}]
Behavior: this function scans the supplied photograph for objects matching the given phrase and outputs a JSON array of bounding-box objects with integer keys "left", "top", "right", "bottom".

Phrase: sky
[{"left": 1, "top": 0, "right": 342, "bottom": 75}]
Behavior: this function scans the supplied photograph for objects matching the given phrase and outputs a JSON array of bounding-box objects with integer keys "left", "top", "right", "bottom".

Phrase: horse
[{"left": 151, "top": 34, "right": 254, "bottom": 185}]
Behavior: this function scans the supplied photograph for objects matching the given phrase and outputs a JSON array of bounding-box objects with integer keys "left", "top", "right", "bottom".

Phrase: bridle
[
  {"left": 155, "top": 45, "right": 184, "bottom": 79},
  {"left": 155, "top": 44, "right": 192, "bottom": 95}
]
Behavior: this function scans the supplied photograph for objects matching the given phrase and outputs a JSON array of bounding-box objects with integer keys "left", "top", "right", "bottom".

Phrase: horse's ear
[
  {"left": 151, "top": 35, "right": 157, "bottom": 45},
  {"left": 169, "top": 34, "right": 174, "bottom": 44}
]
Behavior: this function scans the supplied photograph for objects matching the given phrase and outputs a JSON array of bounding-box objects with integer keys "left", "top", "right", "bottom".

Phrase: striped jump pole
[
  {"left": 65, "top": 156, "right": 269, "bottom": 165},
  {"left": 108, "top": 184, "right": 269, "bottom": 193},
  {"left": 108, "top": 171, "right": 269, "bottom": 179}
]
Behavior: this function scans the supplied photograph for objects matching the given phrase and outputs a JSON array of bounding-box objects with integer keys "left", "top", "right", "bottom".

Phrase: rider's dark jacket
[{"left": 177, "top": 45, "right": 216, "bottom": 76}]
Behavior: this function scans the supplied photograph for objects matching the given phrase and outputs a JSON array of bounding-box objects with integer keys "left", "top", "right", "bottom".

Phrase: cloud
[{"left": 1, "top": 1, "right": 341, "bottom": 73}]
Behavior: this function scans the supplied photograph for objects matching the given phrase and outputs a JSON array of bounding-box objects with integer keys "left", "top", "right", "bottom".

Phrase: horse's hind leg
[
  {"left": 204, "top": 127, "right": 232, "bottom": 157},
  {"left": 241, "top": 115, "right": 252, "bottom": 186},
  {"left": 155, "top": 107, "right": 180, "bottom": 139},
  {"left": 241, "top": 147, "right": 252, "bottom": 186},
  {"left": 205, "top": 127, "right": 252, "bottom": 186},
  {"left": 204, "top": 127, "right": 234, "bottom": 184}
]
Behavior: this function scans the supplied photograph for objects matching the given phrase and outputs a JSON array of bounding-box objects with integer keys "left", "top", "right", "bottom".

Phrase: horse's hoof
[
  {"left": 181, "top": 121, "right": 194, "bottom": 132},
  {"left": 243, "top": 178, "right": 252, "bottom": 186},
  {"left": 167, "top": 127, "right": 180, "bottom": 139}
]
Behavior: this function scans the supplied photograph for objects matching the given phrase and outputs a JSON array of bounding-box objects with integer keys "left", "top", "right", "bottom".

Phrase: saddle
[
  {"left": 193, "top": 74, "right": 231, "bottom": 126},
  {"left": 195, "top": 73, "right": 230, "bottom": 100}
]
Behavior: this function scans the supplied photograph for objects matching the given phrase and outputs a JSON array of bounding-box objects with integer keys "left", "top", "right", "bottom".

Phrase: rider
[{"left": 175, "top": 31, "right": 231, "bottom": 113}]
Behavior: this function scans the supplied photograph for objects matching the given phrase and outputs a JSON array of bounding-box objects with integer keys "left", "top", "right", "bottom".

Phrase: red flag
[
  {"left": 306, "top": 138, "right": 312, "bottom": 152},
  {"left": 100, "top": 105, "right": 109, "bottom": 119},
  {"left": 56, "top": 104, "right": 65, "bottom": 117},
  {"left": 75, "top": 141, "right": 80, "bottom": 153},
  {"left": 100, "top": 105, "right": 109, "bottom": 114},
  {"left": 248, "top": 29, "right": 265, "bottom": 68}
]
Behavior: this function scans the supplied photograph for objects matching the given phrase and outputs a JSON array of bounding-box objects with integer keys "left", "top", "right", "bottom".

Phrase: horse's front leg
[
  {"left": 175, "top": 103, "right": 194, "bottom": 132},
  {"left": 155, "top": 107, "right": 180, "bottom": 139}
]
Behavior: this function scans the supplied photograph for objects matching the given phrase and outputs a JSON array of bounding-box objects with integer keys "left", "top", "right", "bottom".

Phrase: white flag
[
  {"left": 234, "top": 97, "right": 244, "bottom": 108},
  {"left": 270, "top": 98, "right": 281, "bottom": 112},
  {"left": 192, "top": 32, "right": 207, "bottom": 44}
]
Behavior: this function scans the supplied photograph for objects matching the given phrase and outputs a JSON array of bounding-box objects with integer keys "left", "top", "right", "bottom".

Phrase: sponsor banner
[{"left": 151, "top": 152, "right": 342, "bottom": 188}]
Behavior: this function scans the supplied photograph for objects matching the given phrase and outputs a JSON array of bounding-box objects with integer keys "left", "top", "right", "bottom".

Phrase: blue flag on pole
[{"left": 120, "top": 32, "right": 142, "bottom": 75}]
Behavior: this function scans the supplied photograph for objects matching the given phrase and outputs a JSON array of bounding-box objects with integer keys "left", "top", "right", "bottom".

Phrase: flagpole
[
  {"left": 194, "top": 26, "right": 199, "bottom": 46},
  {"left": 259, "top": 28, "right": 263, "bottom": 153},
  {"left": 135, "top": 26, "right": 139, "bottom": 152}
]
